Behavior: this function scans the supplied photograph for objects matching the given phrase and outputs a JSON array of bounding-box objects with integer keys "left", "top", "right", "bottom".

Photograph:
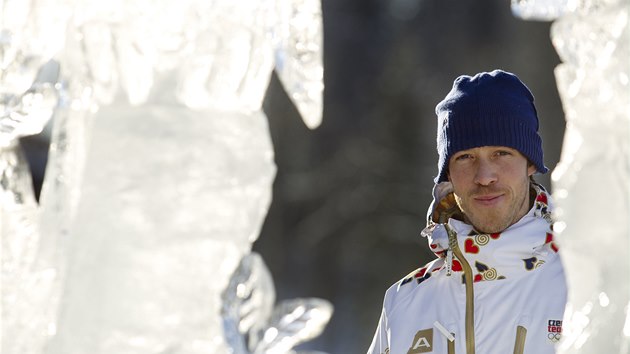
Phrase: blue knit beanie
[{"left": 434, "top": 69, "right": 548, "bottom": 183}]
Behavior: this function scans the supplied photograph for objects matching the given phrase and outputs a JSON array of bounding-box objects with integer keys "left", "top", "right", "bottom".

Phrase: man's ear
[{"left": 527, "top": 163, "right": 536, "bottom": 176}]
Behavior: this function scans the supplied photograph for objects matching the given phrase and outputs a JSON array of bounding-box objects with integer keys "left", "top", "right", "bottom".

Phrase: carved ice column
[
  {"left": 1, "top": 1, "right": 75, "bottom": 353},
  {"left": 3, "top": 0, "right": 330, "bottom": 353},
  {"left": 512, "top": 0, "right": 630, "bottom": 352},
  {"left": 44, "top": 0, "right": 329, "bottom": 353}
]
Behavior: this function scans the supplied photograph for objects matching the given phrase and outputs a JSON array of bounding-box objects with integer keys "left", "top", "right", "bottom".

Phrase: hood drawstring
[{"left": 446, "top": 248, "right": 453, "bottom": 277}]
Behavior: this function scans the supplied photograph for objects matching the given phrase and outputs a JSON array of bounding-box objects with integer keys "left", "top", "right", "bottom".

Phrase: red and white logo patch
[{"left": 547, "top": 319, "right": 562, "bottom": 342}]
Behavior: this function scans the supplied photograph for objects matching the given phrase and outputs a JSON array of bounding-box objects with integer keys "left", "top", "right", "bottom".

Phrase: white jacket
[{"left": 368, "top": 183, "right": 567, "bottom": 354}]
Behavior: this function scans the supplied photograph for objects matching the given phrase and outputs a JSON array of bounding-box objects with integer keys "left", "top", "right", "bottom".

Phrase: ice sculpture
[
  {"left": 512, "top": 0, "right": 630, "bottom": 352},
  {"left": 1, "top": 0, "right": 330, "bottom": 354},
  {"left": 222, "top": 253, "right": 332, "bottom": 354},
  {"left": 1, "top": 1, "right": 74, "bottom": 353}
]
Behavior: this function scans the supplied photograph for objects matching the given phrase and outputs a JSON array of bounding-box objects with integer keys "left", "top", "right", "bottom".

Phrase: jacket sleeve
[
  {"left": 367, "top": 305, "right": 389, "bottom": 354},
  {"left": 523, "top": 255, "right": 568, "bottom": 353}
]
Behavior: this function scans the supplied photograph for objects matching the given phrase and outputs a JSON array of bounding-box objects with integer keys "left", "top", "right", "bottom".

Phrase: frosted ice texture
[
  {"left": 274, "top": 0, "right": 324, "bottom": 129},
  {"left": 511, "top": 0, "right": 570, "bottom": 20},
  {"left": 513, "top": 0, "right": 630, "bottom": 352},
  {"left": 1, "top": 2, "right": 73, "bottom": 353},
  {"left": 0, "top": 0, "right": 70, "bottom": 147},
  {"left": 222, "top": 253, "right": 333, "bottom": 354},
  {"left": 46, "top": 103, "right": 277, "bottom": 354},
  {"left": 1, "top": 0, "right": 328, "bottom": 353}
]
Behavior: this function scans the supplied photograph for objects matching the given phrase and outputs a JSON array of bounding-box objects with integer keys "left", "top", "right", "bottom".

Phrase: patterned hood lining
[{"left": 415, "top": 182, "right": 559, "bottom": 284}]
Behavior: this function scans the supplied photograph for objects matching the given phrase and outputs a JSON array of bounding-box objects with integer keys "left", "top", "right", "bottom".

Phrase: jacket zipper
[
  {"left": 435, "top": 321, "right": 456, "bottom": 354},
  {"left": 513, "top": 326, "right": 527, "bottom": 354},
  {"left": 445, "top": 224, "right": 475, "bottom": 354},
  {"left": 447, "top": 333, "right": 456, "bottom": 354}
]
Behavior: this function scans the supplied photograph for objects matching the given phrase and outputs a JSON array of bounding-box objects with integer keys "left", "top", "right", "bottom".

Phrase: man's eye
[
  {"left": 455, "top": 154, "right": 472, "bottom": 161},
  {"left": 497, "top": 150, "right": 512, "bottom": 156}
]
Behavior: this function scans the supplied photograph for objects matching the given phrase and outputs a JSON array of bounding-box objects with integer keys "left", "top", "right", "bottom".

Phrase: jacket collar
[{"left": 420, "top": 182, "right": 558, "bottom": 282}]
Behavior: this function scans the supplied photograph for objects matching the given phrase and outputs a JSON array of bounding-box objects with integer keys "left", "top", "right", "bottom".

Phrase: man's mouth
[{"left": 473, "top": 194, "right": 504, "bottom": 205}]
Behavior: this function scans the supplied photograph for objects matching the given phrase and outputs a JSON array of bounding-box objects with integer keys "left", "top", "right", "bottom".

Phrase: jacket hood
[
  {"left": 422, "top": 181, "right": 553, "bottom": 236},
  {"left": 419, "top": 181, "right": 558, "bottom": 282}
]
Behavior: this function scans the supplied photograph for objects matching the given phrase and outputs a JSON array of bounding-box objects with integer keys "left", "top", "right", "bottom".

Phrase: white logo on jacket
[{"left": 407, "top": 328, "right": 433, "bottom": 353}]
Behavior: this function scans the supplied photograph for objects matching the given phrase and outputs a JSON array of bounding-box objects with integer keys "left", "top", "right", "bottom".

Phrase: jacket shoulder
[
  {"left": 384, "top": 258, "right": 444, "bottom": 312},
  {"left": 384, "top": 258, "right": 443, "bottom": 306}
]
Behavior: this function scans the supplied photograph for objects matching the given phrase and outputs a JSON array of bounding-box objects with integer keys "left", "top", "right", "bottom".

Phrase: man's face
[{"left": 448, "top": 146, "right": 536, "bottom": 234}]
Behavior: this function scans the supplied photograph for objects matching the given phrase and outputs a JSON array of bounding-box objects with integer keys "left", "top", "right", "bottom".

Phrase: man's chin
[
  {"left": 469, "top": 216, "right": 510, "bottom": 234},
  {"left": 474, "top": 225, "right": 507, "bottom": 234}
]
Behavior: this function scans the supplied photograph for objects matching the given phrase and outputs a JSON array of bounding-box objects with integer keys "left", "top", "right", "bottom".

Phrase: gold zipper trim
[
  {"left": 447, "top": 333, "right": 456, "bottom": 354},
  {"left": 445, "top": 224, "right": 475, "bottom": 354},
  {"left": 513, "top": 326, "right": 527, "bottom": 354}
]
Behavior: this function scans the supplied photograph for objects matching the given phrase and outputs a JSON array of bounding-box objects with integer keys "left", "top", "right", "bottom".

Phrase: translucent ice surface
[
  {"left": 1, "top": 0, "right": 327, "bottom": 353},
  {"left": 511, "top": 0, "right": 570, "bottom": 20},
  {"left": 514, "top": 0, "right": 630, "bottom": 352},
  {"left": 45, "top": 103, "right": 276, "bottom": 354},
  {"left": 222, "top": 253, "right": 333, "bottom": 354}
]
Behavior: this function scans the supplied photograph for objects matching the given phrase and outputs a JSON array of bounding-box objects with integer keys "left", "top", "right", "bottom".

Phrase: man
[{"left": 367, "top": 70, "right": 567, "bottom": 354}]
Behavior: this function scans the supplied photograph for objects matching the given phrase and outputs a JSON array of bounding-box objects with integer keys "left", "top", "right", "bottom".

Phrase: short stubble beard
[{"left": 455, "top": 181, "right": 532, "bottom": 234}]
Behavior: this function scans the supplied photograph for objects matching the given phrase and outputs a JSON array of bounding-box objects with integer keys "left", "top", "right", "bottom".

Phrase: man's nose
[{"left": 473, "top": 159, "right": 498, "bottom": 186}]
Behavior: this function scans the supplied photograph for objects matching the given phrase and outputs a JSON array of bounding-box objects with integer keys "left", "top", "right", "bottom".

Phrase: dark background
[
  {"left": 20, "top": 0, "right": 566, "bottom": 353},
  {"left": 257, "top": 0, "right": 564, "bottom": 353}
]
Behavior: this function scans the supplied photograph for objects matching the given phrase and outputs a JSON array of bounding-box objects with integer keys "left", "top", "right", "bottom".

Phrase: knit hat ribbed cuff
[{"left": 435, "top": 70, "right": 548, "bottom": 183}]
